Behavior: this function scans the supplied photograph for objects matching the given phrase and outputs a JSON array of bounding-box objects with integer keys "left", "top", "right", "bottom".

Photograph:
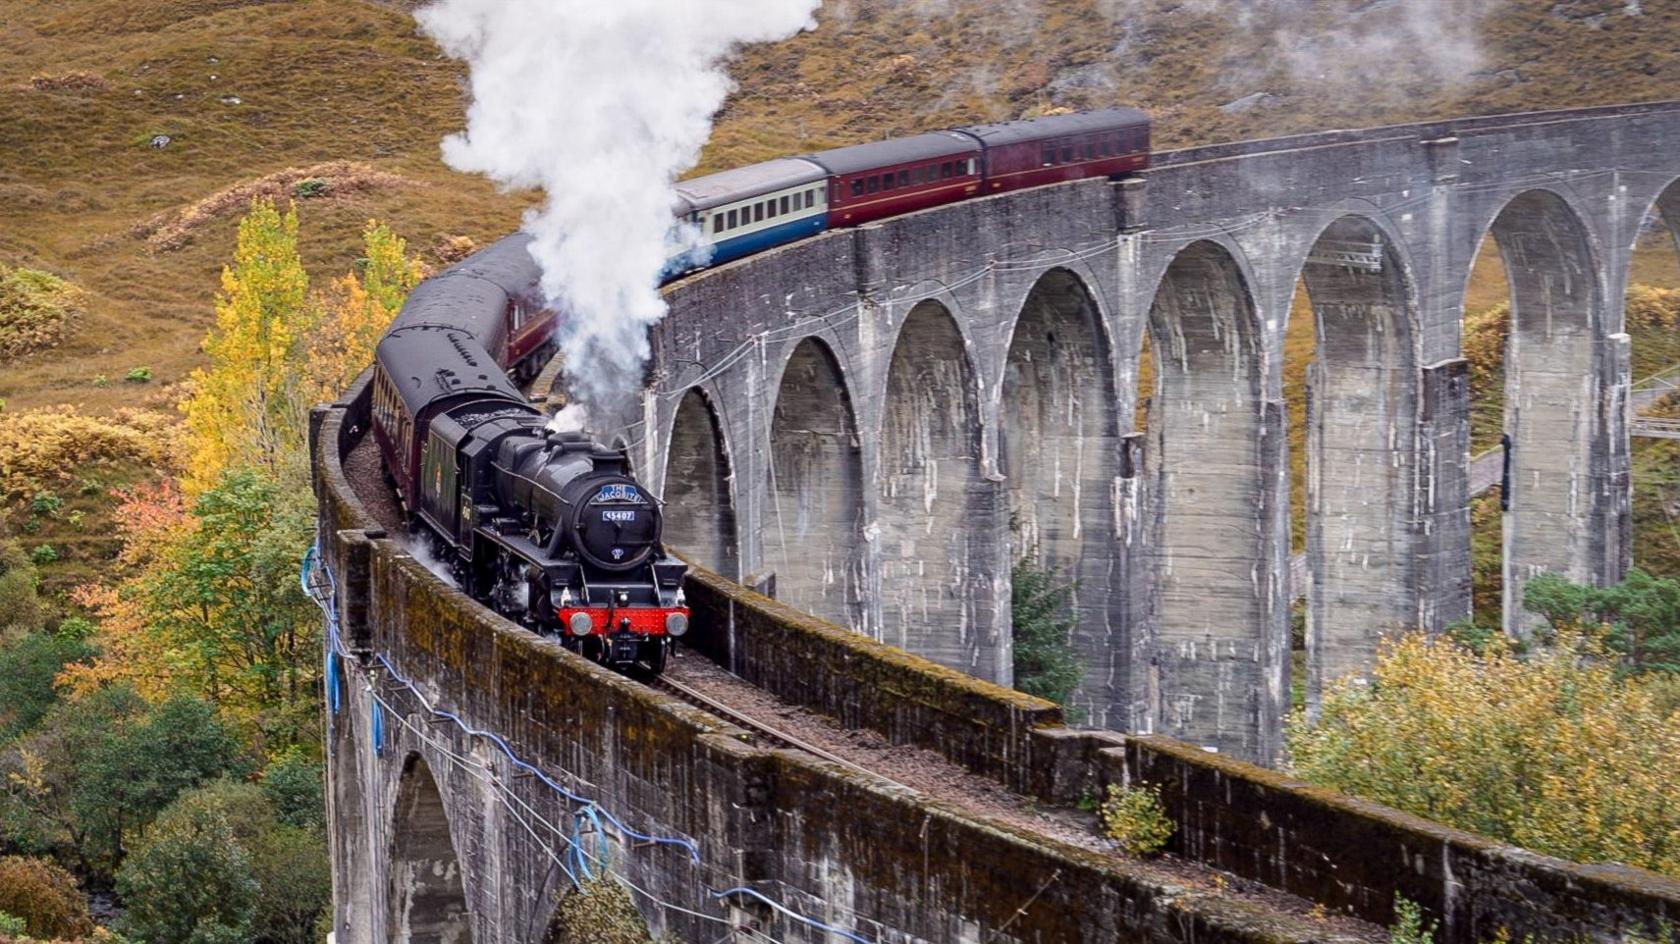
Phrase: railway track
[{"left": 652, "top": 675, "right": 913, "bottom": 791}]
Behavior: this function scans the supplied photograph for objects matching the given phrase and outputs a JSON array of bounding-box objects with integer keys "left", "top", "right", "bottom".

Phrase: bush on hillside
[
  {"left": 0, "top": 539, "right": 43, "bottom": 640},
  {"left": 261, "top": 749, "right": 324, "bottom": 831},
  {"left": 0, "top": 266, "right": 80, "bottom": 361},
  {"left": 0, "top": 407, "right": 180, "bottom": 501},
  {"left": 1524, "top": 568, "right": 1680, "bottom": 676},
  {"left": 0, "top": 688, "right": 246, "bottom": 879}
]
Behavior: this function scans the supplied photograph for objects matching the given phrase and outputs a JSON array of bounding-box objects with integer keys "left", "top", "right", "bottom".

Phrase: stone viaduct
[
  {"left": 313, "top": 101, "right": 1680, "bottom": 944},
  {"left": 613, "top": 100, "right": 1680, "bottom": 760}
]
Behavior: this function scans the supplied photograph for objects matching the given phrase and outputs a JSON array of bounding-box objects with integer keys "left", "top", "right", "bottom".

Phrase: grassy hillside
[
  {"left": 1, "top": 0, "right": 1678, "bottom": 588},
  {"left": 0, "top": 0, "right": 530, "bottom": 413},
  {"left": 2, "top": 0, "right": 1677, "bottom": 416}
]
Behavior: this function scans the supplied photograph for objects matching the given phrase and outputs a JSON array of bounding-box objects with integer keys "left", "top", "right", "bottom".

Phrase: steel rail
[{"left": 652, "top": 675, "right": 915, "bottom": 792}]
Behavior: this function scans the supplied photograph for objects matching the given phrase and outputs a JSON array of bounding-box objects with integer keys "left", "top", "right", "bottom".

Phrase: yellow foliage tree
[
  {"left": 306, "top": 221, "right": 426, "bottom": 400},
  {"left": 181, "top": 198, "right": 312, "bottom": 494},
  {"left": 1288, "top": 631, "right": 1680, "bottom": 878}
]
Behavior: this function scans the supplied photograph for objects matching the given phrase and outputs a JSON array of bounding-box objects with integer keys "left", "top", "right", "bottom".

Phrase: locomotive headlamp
[
  {"left": 568, "top": 612, "right": 593, "bottom": 636},
  {"left": 665, "top": 613, "right": 689, "bottom": 637},
  {"left": 615, "top": 590, "right": 631, "bottom": 606}
]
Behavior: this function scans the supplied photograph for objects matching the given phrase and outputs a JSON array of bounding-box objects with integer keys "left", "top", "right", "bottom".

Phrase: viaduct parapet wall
[
  {"left": 611, "top": 100, "right": 1680, "bottom": 760},
  {"left": 314, "top": 379, "right": 1680, "bottom": 944}
]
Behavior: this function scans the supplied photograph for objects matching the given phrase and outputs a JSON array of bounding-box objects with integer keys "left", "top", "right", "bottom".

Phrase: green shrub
[
  {"left": 262, "top": 749, "right": 325, "bottom": 831},
  {"left": 117, "top": 798, "right": 258, "bottom": 944},
  {"left": 0, "top": 631, "right": 95, "bottom": 741},
  {"left": 29, "top": 492, "right": 62, "bottom": 517},
  {"left": 124, "top": 367, "right": 152, "bottom": 383},
  {"left": 1388, "top": 895, "right": 1436, "bottom": 944},
  {"left": 1099, "top": 783, "right": 1174, "bottom": 856},
  {"left": 27, "top": 544, "right": 57, "bottom": 565},
  {"left": 133, "top": 780, "right": 329, "bottom": 944},
  {"left": 1010, "top": 555, "right": 1083, "bottom": 708},
  {"left": 0, "top": 855, "right": 94, "bottom": 939},
  {"left": 293, "top": 178, "right": 328, "bottom": 199},
  {"left": 0, "top": 912, "right": 24, "bottom": 936}
]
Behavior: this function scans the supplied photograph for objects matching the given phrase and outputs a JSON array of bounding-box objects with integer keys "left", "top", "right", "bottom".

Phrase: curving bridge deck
[{"left": 314, "top": 100, "right": 1680, "bottom": 944}]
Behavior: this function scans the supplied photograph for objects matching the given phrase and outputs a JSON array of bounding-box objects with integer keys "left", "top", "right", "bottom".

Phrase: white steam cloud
[
  {"left": 1103, "top": 0, "right": 1498, "bottom": 104},
  {"left": 416, "top": 0, "right": 819, "bottom": 411}
]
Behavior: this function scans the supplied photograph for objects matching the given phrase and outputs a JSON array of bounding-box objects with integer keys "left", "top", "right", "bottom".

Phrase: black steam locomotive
[{"left": 369, "top": 317, "right": 688, "bottom": 675}]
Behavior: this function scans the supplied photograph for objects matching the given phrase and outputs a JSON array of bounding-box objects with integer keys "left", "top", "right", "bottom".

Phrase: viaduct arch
[{"left": 630, "top": 101, "right": 1680, "bottom": 753}]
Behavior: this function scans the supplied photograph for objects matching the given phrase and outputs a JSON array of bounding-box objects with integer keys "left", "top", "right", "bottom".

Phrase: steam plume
[{"left": 416, "top": 0, "right": 819, "bottom": 413}]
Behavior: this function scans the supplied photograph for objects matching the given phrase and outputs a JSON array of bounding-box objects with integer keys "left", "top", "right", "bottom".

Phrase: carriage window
[
  {"left": 728, "top": 209, "right": 739, "bottom": 229},
  {"left": 867, "top": 176, "right": 879, "bottom": 193},
  {"left": 939, "top": 162, "right": 951, "bottom": 179},
  {"left": 755, "top": 202, "right": 765, "bottom": 222},
  {"left": 850, "top": 179, "right": 864, "bottom": 197},
  {"left": 897, "top": 170, "right": 910, "bottom": 187},
  {"left": 805, "top": 190, "right": 816, "bottom": 209},
  {"left": 779, "top": 195, "right": 790, "bottom": 214},
  {"left": 882, "top": 173, "right": 895, "bottom": 191},
  {"left": 1043, "top": 146, "right": 1056, "bottom": 166},
  {"left": 712, "top": 215, "right": 724, "bottom": 233},
  {"left": 967, "top": 158, "right": 976, "bottom": 175},
  {"left": 1061, "top": 144, "right": 1073, "bottom": 163}
]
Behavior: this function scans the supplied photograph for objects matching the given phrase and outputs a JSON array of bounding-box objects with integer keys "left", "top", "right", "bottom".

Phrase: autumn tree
[
  {"left": 1288, "top": 631, "right": 1680, "bottom": 878},
  {"left": 67, "top": 472, "right": 318, "bottom": 746},
  {"left": 181, "top": 198, "right": 312, "bottom": 493},
  {"left": 306, "top": 220, "right": 426, "bottom": 400}
]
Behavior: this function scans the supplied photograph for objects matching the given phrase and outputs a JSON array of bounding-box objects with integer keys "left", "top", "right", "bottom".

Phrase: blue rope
[
  {"left": 372, "top": 699, "right": 386, "bottom": 757},
  {"left": 327, "top": 650, "right": 343, "bottom": 716}
]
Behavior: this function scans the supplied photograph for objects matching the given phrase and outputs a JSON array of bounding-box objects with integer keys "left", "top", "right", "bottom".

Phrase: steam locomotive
[{"left": 370, "top": 321, "right": 688, "bottom": 675}]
